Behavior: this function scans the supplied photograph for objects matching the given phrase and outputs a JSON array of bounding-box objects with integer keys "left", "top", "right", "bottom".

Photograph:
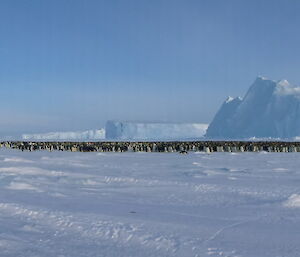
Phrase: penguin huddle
[{"left": 1, "top": 141, "right": 300, "bottom": 153}]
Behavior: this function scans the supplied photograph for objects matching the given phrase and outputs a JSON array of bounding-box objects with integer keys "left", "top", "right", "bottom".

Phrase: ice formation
[
  {"left": 105, "top": 121, "right": 208, "bottom": 140},
  {"left": 22, "top": 129, "right": 105, "bottom": 141},
  {"left": 206, "top": 77, "right": 300, "bottom": 139}
]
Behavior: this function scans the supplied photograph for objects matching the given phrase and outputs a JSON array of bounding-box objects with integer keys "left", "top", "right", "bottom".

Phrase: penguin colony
[{"left": 1, "top": 141, "right": 300, "bottom": 153}]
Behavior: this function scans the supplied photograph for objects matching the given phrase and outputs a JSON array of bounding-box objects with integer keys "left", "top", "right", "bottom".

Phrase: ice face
[
  {"left": 105, "top": 121, "right": 208, "bottom": 140},
  {"left": 206, "top": 77, "right": 300, "bottom": 139}
]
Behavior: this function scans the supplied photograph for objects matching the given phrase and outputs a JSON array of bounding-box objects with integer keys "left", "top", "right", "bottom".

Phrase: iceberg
[
  {"left": 22, "top": 129, "right": 105, "bottom": 141},
  {"left": 206, "top": 77, "right": 300, "bottom": 139},
  {"left": 105, "top": 121, "right": 208, "bottom": 140}
]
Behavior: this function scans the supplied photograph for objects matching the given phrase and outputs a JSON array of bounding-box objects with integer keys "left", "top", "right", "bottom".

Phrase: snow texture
[
  {"left": 0, "top": 149, "right": 300, "bottom": 256},
  {"left": 105, "top": 121, "right": 208, "bottom": 140},
  {"left": 206, "top": 76, "right": 300, "bottom": 139},
  {"left": 22, "top": 129, "right": 105, "bottom": 141}
]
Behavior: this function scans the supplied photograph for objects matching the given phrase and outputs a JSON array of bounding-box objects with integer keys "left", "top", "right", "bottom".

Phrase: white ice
[
  {"left": 0, "top": 149, "right": 299, "bottom": 256},
  {"left": 207, "top": 76, "right": 300, "bottom": 139},
  {"left": 22, "top": 129, "right": 105, "bottom": 141},
  {"left": 105, "top": 121, "right": 208, "bottom": 140}
]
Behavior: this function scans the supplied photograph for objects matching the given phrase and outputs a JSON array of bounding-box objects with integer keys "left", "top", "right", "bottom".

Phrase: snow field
[{"left": 0, "top": 149, "right": 300, "bottom": 256}]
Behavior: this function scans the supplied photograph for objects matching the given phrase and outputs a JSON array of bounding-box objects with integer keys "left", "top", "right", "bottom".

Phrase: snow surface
[
  {"left": 0, "top": 149, "right": 300, "bottom": 256},
  {"left": 206, "top": 77, "right": 300, "bottom": 139},
  {"left": 106, "top": 121, "right": 208, "bottom": 140},
  {"left": 22, "top": 129, "right": 105, "bottom": 141}
]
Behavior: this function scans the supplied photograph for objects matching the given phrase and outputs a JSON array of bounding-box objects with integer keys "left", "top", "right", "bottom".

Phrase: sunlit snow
[{"left": 0, "top": 149, "right": 300, "bottom": 256}]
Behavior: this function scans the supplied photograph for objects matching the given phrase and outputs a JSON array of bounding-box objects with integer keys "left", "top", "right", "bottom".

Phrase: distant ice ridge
[
  {"left": 22, "top": 129, "right": 105, "bottom": 141},
  {"left": 21, "top": 122, "right": 208, "bottom": 141},
  {"left": 106, "top": 121, "right": 208, "bottom": 140},
  {"left": 206, "top": 77, "right": 300, "bottom": 139}
]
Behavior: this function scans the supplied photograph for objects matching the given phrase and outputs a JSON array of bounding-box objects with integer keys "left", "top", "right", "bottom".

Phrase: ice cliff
[{"left": 105, "top": 121, "right": 208, "bottom": 140}]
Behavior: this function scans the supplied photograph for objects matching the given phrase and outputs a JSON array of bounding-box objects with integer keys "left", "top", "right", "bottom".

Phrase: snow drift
[
  {"left": 105, "top": 121, "right": 208, "bottom": 140},
  {"left": 22, "top": 129, "right": 105, "bottom": 141},
  {"left": 206, "top": 77, "right": 300, "bottom": 139}
]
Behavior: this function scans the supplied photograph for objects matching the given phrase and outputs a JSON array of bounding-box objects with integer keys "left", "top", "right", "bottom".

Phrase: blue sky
[{"left": 1, "top": 0, "right": 300, "bottom": 135}]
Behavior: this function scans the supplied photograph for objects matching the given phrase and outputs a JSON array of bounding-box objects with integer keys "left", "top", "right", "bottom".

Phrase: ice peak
[
  {"left": 277, "top": 79, "right": 290, "bottom": 87},
  {"left": 207, "top": 76, "right": 300, "bottom": 139}
]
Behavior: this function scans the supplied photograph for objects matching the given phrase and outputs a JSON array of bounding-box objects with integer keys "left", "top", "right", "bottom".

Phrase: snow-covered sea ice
[{"left": 0, "top": 149, "right": 300, "bottom": 257}]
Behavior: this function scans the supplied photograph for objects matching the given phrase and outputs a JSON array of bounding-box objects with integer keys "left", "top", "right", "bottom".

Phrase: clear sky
[{"left": 1, "top": 0, "right": 300, "bottom": 136}]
